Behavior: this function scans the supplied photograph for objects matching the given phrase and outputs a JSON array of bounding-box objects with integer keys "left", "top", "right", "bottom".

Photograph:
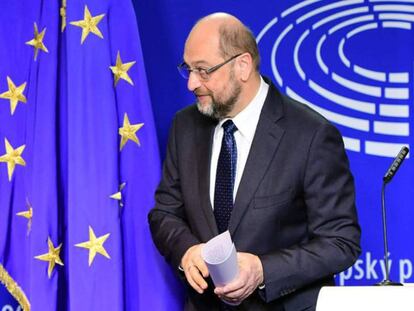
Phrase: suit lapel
[
  {"left": 229, "top": 82, "right": 285, "bottom": 236},
  {"left": 196, "top": 115, "right": 219, "bottom": 238}
]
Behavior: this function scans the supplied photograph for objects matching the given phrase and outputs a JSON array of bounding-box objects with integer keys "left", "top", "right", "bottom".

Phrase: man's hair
[{"left": 218, "top": 23, "right": 260, "bottom": 71}]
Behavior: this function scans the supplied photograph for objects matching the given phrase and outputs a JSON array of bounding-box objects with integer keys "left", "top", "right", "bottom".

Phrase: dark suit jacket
[{"left": 149, "top": 78, "right": 361, "bottom": 311}]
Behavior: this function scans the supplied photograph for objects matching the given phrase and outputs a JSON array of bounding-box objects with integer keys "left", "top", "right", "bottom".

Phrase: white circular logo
[{"left": 257, "top": 0, "right": 413, "bottom": 157}]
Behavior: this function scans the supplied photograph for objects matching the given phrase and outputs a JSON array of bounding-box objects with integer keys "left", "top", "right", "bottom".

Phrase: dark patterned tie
[{"left": 214, "top": 120, "right": 237, "bottom": 234}]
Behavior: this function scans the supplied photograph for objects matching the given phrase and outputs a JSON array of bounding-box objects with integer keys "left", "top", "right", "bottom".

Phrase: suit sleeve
[
  {"left": 258, "top": 122, "right": 361, "bottom": 302},
  {"left": 148, "top": 116, "right": 200, "bottom": 270}
]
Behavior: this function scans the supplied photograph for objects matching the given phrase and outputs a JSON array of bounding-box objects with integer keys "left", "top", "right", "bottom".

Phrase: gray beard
[{"left": 196, "top": 82, "right": 241, "bottom": 120}]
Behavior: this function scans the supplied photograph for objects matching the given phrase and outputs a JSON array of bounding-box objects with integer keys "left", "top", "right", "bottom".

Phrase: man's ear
[{"left": 237, "top": 53, "right": 253, "bottom": 82}]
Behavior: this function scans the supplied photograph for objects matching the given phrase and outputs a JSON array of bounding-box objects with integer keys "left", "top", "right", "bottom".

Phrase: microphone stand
[
  {"left": 375, "top": 146, "right": 409, "bottom": 286},
  {"left": 376, "top": 181, "right": 402, "bottom": 286}
]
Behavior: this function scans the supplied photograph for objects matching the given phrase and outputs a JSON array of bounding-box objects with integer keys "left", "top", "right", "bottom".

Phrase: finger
[
  {"left": 190, "top": 266, "right": 208, "bottom": 290},
  {"left": 215, "top": 271, "right": 251, "bottom": 298},
  {"left": 221, "top": 275, "right": 246, "bottom": 294},
  {"left": 184, "top": 266, "right": 204, "bottom": 294},
  {"left": 221, "top": 287, "right": 246, "bottom": 300},
  {"left": 187, "top": 274, "right": 204, "bottom": 294},
  {"left": 220, "top": 285, "right": 254, "bottom": 304},
  {"left": 221, "top": 296, "right": 241, "bottom": 305},
  {"left": 194, "top": 259, "right": 209, "bottom": 278},
  {"left": 215, "top": 280, "right": 243, "bottom": 296}
]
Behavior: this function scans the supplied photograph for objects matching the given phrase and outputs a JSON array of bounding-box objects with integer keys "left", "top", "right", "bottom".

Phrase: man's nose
[{"left": 187, "top": 72, "right": 202, "bottom": 91}]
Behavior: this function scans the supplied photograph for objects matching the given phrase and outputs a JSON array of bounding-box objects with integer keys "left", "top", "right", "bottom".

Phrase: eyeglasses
[{"left": 177, "top": 53, "right": 242, "bottom": 81}]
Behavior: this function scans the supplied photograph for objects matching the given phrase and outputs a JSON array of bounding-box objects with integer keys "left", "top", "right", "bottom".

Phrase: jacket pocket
[{"left": 253, "top": 189, "right": 293, "bottom": 209}]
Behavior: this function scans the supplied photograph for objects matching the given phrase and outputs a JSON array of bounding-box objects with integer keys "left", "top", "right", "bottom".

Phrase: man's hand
[
  {"left": 214, "top": 252, "right": 264, "bottom": 304},
  {"left": 181, "top": 244, "right": 209, "bottom": 294}
]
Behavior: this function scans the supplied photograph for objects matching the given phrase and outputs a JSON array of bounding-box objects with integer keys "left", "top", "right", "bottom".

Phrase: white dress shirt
[{"left": 210, "top": 77, "right": 269, "bottom": 209}]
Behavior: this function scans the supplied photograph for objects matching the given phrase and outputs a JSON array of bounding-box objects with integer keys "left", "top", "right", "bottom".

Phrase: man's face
[
  {"left": 183, "top": 27, "right": 242, "bottom": 120},
  {"left": 193, "top": 65, "right": 241, "bottom": 120}
]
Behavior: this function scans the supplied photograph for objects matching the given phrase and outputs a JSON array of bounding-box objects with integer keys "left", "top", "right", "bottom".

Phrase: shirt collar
[{"left": 219, "top": 77, "right": 268, "bottom": 142}]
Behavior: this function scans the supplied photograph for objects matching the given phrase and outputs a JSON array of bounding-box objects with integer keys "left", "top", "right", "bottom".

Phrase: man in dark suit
[{"left": 148, "top": 13, "right": 361, "bottom": 311}]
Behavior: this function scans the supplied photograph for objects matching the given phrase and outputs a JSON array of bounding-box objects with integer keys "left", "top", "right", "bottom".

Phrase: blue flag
[{"left": 0, "top": 0, "right": 183, "bottom": 309}]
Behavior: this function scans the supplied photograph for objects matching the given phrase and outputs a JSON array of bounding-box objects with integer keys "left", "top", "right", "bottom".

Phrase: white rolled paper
[{"left": 201, "top": 230, "right": 238, "bottom": 287}]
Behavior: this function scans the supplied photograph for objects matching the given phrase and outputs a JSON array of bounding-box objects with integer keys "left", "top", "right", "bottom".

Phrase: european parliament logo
[{"left": 257, "top": 0, "right": 413, "bottom": 158}]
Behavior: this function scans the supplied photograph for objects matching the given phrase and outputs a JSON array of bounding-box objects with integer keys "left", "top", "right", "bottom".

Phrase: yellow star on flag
[
  {"left": 17, "top": 198, "right": 33, "bottom": 235},
  {"left": 34, "top": 237, "right": 64, "bottom": 278},
  {"left": 60, "top": 0, "right": 67, "bottom": 32},
  {"left": 119, "top": 113, "right": 144, "bottom": 150},
  {"left": 70, "top": 5, "right": 105, "bottom": 44},
  {"left": 16, "top": 208, "right": 32, "bottom": 220},
  {"left": 0, "top": 138, "right": 26, "bottom": 181},
  {"left": 0, "top": 76, "right": 27, "bottom": 115},
  {"left": 25, "top": 22, "right": 48, "bottom": 61},
  {"left": 109, "top": 51, "right": 136, "bottom": 86},
  {"left": 16, "top": 208, "right": 33, "bottom": 219},
  {"left": 75, "top": 226, "right": 110, "bottom": 266},
  {"left": 110, "top": 182, "right": 126, "bottom": 207}
]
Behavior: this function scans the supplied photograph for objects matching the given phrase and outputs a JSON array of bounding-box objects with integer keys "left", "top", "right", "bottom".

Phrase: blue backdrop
[
  {"left": 1, "top": 0, "right": 414, "bottom": 308},
  {"left": 133, "top": 0, "right": 414, "bottom": 287}
]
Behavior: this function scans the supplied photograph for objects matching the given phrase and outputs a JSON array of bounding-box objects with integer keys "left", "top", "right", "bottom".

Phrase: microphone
[
  {"left": 377, "top": 146, "right": 409, "bottom": 286},
  {"left": 383, "top": 146, "right": 409, "bottom": 183}
]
